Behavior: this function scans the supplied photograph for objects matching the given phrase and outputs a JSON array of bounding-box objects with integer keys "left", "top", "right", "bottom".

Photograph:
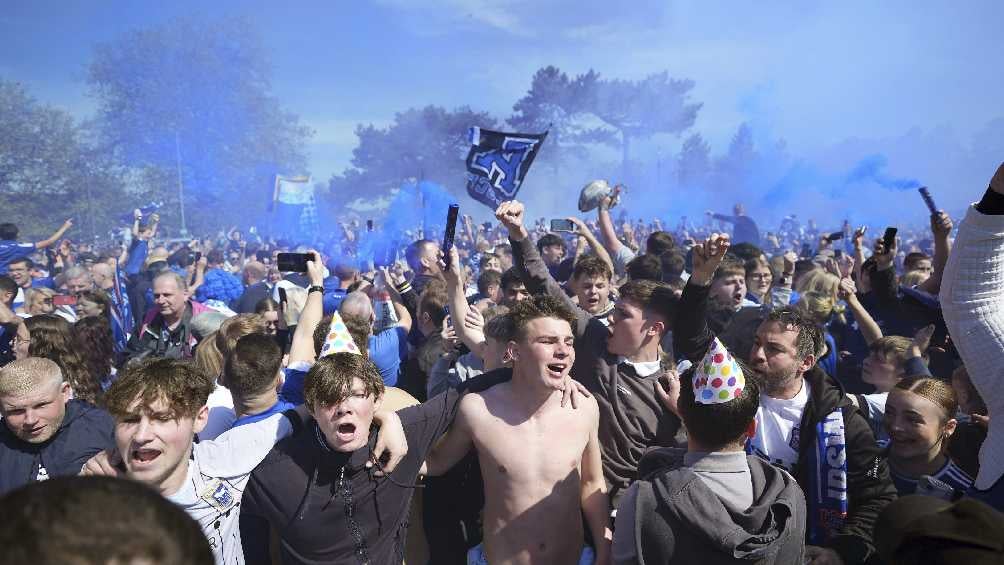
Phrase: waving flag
[
  {"left": 272, "top": 175, "right": 317, "bottom": 238},
  {"left": 465, "top": 127, "right": 547, "bottom": 209}
]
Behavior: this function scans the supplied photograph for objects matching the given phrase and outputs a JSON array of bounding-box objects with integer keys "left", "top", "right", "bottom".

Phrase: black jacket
[
  {"left": 0, "top": 399, "right": 115, "bottom": 495},
  {"left": 235, "top": 281, "right": 272, "bottom": 314},
  {"left": 674, "top": 280, "right": 897, "bottom": 565}
]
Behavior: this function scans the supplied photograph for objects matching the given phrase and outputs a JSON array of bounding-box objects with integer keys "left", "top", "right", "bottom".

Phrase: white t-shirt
[
  {"left": 167, "top": 412, "right": 293, "bottom": 565},
  {"left": 750, "top": 379, "right": 811, "bottom": 473}
]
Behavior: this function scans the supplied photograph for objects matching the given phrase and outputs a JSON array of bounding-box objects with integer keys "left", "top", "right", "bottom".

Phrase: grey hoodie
[{"left": 618, "top": 448, "right": 806, "bottom": 564}]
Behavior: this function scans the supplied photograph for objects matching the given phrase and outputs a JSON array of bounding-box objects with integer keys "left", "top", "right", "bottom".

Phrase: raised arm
[
  {"left": 917, "top": 211, "right": 953, "bottom": 295},
  {"left": 838, "top": 277, "right": 882, "bottom": 346},
  {"left": 35, "top": 219, "right": 73, "bottom": 249},
  {"left": 596, "top": 188, "right": 625, "bottom": 256},
  {"left": 287, "top": 250, "right": 325, "bottom": 366},
  {"left": 568, "top": 216, "right": 614, "bottom": 275},
  {"left": 674, "top": 233, "right": 731, "bottom": 362},
  {"left": 940, "top": 161, "right": 1004, "bottom": 490},
  {"left": 442, "top": 247, "right": 485, "bottom": 357}
]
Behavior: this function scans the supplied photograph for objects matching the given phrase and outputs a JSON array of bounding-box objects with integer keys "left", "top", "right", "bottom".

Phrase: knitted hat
[
  {"left": 693, "top": 337, "right": 744, "bottom": 404},
  {"left": 319, "top": 311, "right": 360, "bottom": 357}
]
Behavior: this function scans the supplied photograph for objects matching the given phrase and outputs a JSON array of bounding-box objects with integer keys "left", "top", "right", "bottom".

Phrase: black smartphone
[
  {"left": 882, "top": 227, "right": 898, "bottom": 251},
  {"left": 277, "top": 287, "right": 288, "bottom": 307},
  {"left": 550, "top": 219, "right": 575, "bottom": 232},
  {"left": 918, "top": 187, "right": 938, "bottom": 214},
  {"left": 277, "top": 252, "right": 311, "bottom": 273},
  {"left": 442, "top": 204, "right": 460, "bottom": 268},
  {"left": 366, "top": 219, "right": 374, "bottom": 232},
  {"left": 826, "top": 231, "right": 844, "bottom": 241}
]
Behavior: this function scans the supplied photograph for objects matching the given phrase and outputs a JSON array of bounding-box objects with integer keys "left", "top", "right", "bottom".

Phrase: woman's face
[
  {"left": 13, "top": 324, "right": 30, "bottom": 360},
  {"left": 745, "top": 267, "right": 773, "bottom": 298},
  {"left": 29, "top": 295, "right": 54, "bottom": 315},
  {"left": 884, "top": 389, "right": 955, "bottom": 461},
  {"left": 76, "top": 298, "right": 104, "bottom": 319}
]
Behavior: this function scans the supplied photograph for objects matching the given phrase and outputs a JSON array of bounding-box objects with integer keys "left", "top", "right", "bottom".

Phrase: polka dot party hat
[
  {"left": 694, "top": 337, "right": 744, "bottom": 405},
  {"left": 319, "top": 311, "right": 361, "bottom": 357}
]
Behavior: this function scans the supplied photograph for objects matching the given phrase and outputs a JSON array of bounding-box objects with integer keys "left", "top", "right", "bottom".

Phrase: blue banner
[{"left": 464, "top": 127, "right": 547, "bottom": 209}]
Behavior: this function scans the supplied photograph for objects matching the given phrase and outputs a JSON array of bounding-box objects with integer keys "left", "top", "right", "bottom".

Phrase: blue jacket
[
  {"left": 0, "top": 399, "right": 116, "bottom": 495},
  {"left": 195, "top": 268, "right": 244, "bottom": 306}
]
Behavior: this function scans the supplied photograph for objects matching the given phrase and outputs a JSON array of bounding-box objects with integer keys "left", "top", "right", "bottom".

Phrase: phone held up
[
  {"left": 882, "top": 227, "right": 898, "bottom": 251},
  {"left": 550, "top": 219, "right": 575, "bottom": 233},
  {"left": 277, "top": 252, "right": 311, "bottom": 273}
]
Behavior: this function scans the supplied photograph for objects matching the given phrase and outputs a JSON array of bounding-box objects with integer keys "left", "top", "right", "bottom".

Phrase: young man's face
[
  {"left": 511, "top": 317, "right": 574, "bottom": 388},
  {"left": 540, "top": 244, "right": 565, "bottom": 266},
  {"left": 313, "top": 377, "right": 382, "bottom": 453},
  {"left": 0, "top": 380, "right": 70, "bottom": 444},
  {"left": 502, "top": 282, "right": 530, "bottom": 307},
  {"left": 7, "top": 261, "right": 31, "bottom": 288},
  {"left": 152, "top": 277, "right": 189, "bottom": 322},
  {"left": 862, "top": 352, "right": 902, "bottom": 392},
  {"left": 607, "top": 300, "right": 660, "bottom": 357},
  {"left": 572, "top": 274, "right": 610, "bottom": 315},
  {"left": 710, "top": 273, "right": 746, "bottom": 310},
  {"left": 115, "top": 396, "right": 207, "bottom": 495},
  {"left": 909, "top": 259, "right": 933, "bottom": 276},
  {"left": 485, "top": 284, "right": 502, "bottom": 304}
]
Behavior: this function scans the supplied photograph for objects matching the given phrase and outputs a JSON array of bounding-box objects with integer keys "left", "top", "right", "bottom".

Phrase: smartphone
[
  {"left": 550, "top": 219, "right": 575, "bottom": 232},
  {"left": 918, "top": 187, "right": 938, "bottom": 214},
  {"left": 826, "top": 231, "right": 844, "bottom": 241},
  {"left": 443, "top": 304, "right": 452, "bottom": 328},
  {"left": 277, "top": 287, "right": 288, "bottom": 307},
  {"left": 800, "top": 243, "right": 811, "bottom": 258},
  {"left": 277, "top": 252, "right": 311, "bottom": 273},
  {"left": 53, "top": 295, "right": 77, "bottom": 307},
  {"left": 442, "top": 204, "right": 460, "bottom": 268},
  {"left": 882, "top": 227, "right": 898, "bottom": 251},
  {"left": 366, "top": 219, "right": 374, "bottom": 232}
]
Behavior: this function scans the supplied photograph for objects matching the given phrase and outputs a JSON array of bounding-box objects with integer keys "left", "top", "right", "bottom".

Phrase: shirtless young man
[{"left": 424, "top": 294, "right": 611, "bottom": 565}]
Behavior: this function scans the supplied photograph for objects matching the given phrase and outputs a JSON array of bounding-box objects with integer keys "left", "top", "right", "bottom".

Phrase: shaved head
[
  {"left": 0, "top": 358, "right": 64, "bottom": 397},
  {"left": 339, "top": 291, "right": 374, "bottom": 322}
]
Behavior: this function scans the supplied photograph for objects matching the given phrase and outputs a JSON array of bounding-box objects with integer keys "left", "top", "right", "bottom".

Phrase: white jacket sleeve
[{"left": 940, "top": 204, "right": 1004, "bottom": 489}]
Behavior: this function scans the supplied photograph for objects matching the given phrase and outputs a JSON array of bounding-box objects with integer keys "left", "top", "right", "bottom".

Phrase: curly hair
[
  {"left": 103, "top": 358, "right": 214, "bottom": 420},
  {"left": 26, "top": 315, "right": 101, "bottom": 403}
]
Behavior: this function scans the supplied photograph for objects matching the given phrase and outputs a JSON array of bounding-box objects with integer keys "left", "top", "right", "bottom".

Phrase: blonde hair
[
  {"left": 796, "top": 290, "right": 846, "bottom": 325},
  {"left": 194, "top": 331, "right": 223, "bottom": 380},
  {"left": 900, "top": 270, "right": 928, "bottom": 288},
  {"left": 26, "top": 287, "right": 56, "bottom": 314},
  {"left": 215, "top": 314, "right": 268, "bottom": 358},
  {"left": 795, "top": 270, "right": 841, "bottom": 299},
  {"left": 0, "top": 357, "right": 63, "bottom": 397}
]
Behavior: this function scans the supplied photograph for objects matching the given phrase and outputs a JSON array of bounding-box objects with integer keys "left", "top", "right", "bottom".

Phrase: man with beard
[{"left": 675, "top": 233, "right": 896, "bottom": 565}]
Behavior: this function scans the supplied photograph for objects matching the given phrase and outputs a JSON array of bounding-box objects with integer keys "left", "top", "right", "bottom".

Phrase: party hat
[
  {"left": 319, "top": 311, "right": 361, "bottom": 357},
  {"left": 693, "top": 337, "right": 744, "bottom": 404}
]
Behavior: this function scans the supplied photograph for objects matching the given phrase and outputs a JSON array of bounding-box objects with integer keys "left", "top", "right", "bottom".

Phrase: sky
[{"left": 4, "top": 1, "right": 1003, "bottom": 222}]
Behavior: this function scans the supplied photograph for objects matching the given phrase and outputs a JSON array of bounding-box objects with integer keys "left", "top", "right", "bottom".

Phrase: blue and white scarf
[{"left": 807, "top": 408, "right": 848, "bottom": 544}]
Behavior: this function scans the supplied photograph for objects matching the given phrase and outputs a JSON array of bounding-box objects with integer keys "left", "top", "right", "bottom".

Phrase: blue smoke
[
  {"left": 844, "top": 154, "right": 921, "bottom": 190},
  {"left": 354, "top": 180, "right": 458, "bottom": 268}
]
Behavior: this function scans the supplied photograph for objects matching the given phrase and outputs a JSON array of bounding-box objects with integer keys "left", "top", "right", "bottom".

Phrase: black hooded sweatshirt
[{"left": 623, "top": 448, "right": 806, "bottom": 564}]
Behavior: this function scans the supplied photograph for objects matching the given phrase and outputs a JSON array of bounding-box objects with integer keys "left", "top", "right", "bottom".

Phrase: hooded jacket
[
  {"left": 625, "top": 448, "right": 806, "bottom": 564},
  {"left": 0, "top": 399, "right": 115, "bottom": 495}
]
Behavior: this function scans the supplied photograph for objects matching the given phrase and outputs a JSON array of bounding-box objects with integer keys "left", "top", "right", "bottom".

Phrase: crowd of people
[{"left": 1, "top": 165, "right": 1003, "bottom": 565}]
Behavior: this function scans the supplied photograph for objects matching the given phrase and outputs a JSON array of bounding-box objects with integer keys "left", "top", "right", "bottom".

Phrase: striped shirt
[{"left": 890, "top": 458, "right": 974, "bottom": 497}]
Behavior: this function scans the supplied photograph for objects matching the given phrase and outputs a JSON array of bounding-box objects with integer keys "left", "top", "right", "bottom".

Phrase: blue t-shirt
[
  {"left": 279, "top": 362, "right": 311, "bottom": 406},
  {"left": 369, "top": 326, "right": 408, "bottom": 387},
  {"left": 0, "top": 240, "right": 35, "bottom": 274},
  {"left": 231, "top": 400, "right": 296, "bottom": 428}
]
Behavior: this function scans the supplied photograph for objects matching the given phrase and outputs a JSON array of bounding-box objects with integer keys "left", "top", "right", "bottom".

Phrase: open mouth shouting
[
  {"left": 131, "top": 447, "right": 162, "bottom": 468},
  {"left": 335, "top": 422, "right": 358, "bottom": 443},
  {"left": 546, "top": 362, "right": 568, "bottom": 378}
]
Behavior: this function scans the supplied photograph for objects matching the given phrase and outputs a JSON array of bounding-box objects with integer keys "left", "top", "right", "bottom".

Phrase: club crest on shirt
[{"left": 200, "top": 479, "right": 237, "bottom": 514}]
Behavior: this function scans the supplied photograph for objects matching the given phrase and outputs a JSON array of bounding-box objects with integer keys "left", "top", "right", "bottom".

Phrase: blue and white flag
[
  {"left": 272, "top": 175, "right": 317, "bottom": 238},
  {"left": 465, "top": 127, "right": 547, "bottom": 209}
]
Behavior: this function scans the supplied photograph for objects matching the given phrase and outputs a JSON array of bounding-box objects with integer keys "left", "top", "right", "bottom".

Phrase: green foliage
[
  {"left": 326, "top": 105, "right": 497, "bottom": 210},
  {"left": 0, "top": 79, "right": 132, "bottom": 240},
  {"left": 87, "top": 16, "right": 313, "bottom": 233}
]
